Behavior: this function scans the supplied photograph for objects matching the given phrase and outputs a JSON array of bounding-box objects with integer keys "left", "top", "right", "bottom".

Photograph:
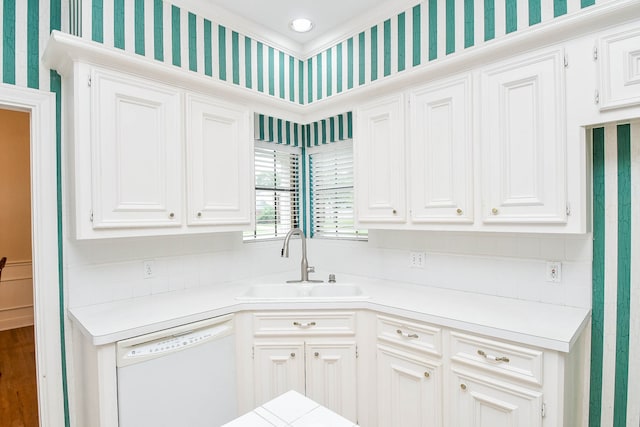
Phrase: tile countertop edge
[{"left": 68, "top": 275, "right": 591, "bottom": 352}]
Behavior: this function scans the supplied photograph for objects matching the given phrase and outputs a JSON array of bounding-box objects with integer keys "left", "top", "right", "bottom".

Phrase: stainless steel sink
[{"left": 237, "top": 283, "right": 367, "bottom": 300}]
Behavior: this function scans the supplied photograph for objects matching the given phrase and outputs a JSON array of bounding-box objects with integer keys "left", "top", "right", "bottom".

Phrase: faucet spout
[{"left": 281, "top": 228, "right": 322, "bottom": 283}]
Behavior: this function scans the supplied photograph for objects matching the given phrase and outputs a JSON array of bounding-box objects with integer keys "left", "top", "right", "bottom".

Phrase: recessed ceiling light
[{"left": 290, "top": 18, "right": 314, "bottom": 33}]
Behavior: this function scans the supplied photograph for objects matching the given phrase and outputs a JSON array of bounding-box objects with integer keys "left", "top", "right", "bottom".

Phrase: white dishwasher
[{"left": 116, "top": 314, "right": 238, "bottom": 427}]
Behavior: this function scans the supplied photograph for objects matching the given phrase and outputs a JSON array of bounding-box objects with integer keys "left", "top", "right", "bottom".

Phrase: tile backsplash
[{"left": 64, "top": 230, "right": 592, "bottom": 309}]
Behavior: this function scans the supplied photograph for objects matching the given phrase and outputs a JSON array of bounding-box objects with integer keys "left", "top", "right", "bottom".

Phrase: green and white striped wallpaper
[
  {"left": 75, "top": 0, "right": 306, "bottom": 103},
  {"left": 306, "top": 0, "right": 603, "bottom": 103},
  {"left": 590, "top": 121, "right": 640, "bottom": 427},
  {"left": 255, "top": 112, "right": 353, "bottom": 148},
  {"left": 0, "top": 0, "right": 62, "bottom": 90},
  {"left": 70, "top": 0, "right": 605, "bottom": 105}
]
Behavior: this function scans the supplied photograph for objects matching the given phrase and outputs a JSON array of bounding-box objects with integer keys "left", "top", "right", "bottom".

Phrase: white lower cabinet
[
  {"left": 253, "top": 342, "right": 306, "bottom": 400},
  {"left": 73, "top": 308, "right": 588, "bottom": 427},
  {"left": 375, "top": 314, "right": 444, "bottom": 427},
  {"left": 377, "top": 345, "right": 442, "bottom": 427},
  {"left": 450, "top": 368, "right": 543, "bottom": 427},
  {"left": 248, "top": 311, "right": 358, "bottom": 423},
  {"left": 305, "top": 341, "right": 358, "bottom": 419}
]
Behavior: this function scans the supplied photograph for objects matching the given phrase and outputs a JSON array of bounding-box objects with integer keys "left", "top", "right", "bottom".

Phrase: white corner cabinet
[
  {"left": 64, "top": 63, "right": 253, "bottom": 239},
  {"left": 354, "top": 47, "right": 583, "bottom": 233}
]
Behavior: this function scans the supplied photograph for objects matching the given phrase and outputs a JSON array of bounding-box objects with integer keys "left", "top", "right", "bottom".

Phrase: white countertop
[
  {"left": 69, "top": 273, "right": 590, "bottom": 352},
  {"left": 222, "top": 390, "right": 356, "bottom": 427}
]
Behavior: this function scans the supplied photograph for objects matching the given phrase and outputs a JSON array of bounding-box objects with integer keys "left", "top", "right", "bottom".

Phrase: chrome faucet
[{"left": 281, "top": 228, "right": 323, "bottom": 283}]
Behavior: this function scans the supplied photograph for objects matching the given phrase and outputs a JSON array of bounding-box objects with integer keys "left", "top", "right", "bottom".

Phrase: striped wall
[
  {"left": 255, "top": 112, "right": 353, "bottom": 147},
  {"left": 305, "top": 0, "right": 607, "bottom": 103},
  {"left": 75, "top": 0, "right": 306, "bottom": 104},
  {"left": 254, "top": 113, "right": 304, "bottom": 146},
  {"left": 0, "top": 0, "right": 62, "bottom": 90},
  {"left": 70, "top": 0, "right": 607, "bottom": 105},
  {"left": 590, "top": 121, "right": 640, "bottom": 427}
]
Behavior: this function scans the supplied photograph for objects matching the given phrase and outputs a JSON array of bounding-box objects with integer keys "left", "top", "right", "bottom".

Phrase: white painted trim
[{"left": 0, "top": 83, "right": 65, "bottom": 426}]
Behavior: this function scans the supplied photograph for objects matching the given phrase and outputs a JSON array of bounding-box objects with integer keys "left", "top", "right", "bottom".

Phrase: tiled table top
[{"left": 223, "top": 391, "right": 357, "bottom": 427}]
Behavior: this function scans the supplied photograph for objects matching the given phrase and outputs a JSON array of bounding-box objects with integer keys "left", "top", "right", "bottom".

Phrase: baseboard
[
  {"left": 0, "top": 306, "right": 34, "bottom": 331},
  {"left": 0, "top": 260, "right": 32, "bottom": 282}
]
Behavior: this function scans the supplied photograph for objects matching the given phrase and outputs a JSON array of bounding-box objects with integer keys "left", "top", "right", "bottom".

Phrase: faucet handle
[{"left": 307, "top": 266, "right": 315, "bottom": 273}]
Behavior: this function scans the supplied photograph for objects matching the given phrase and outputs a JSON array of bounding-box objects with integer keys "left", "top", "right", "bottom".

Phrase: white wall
[{"left": 64, "top": 230, "right": 591, "bottom": 309}]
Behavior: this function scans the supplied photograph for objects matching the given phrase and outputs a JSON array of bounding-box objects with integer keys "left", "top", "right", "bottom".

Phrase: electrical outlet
[
  {"left": 143, "top": 260, "right": 155, "bottom": 279},
  {"left": 409, "top": 251, "right": 426, "bottom": 268},
  {"left": 546, "top": 261, "right": 562, "bottom": 283}
]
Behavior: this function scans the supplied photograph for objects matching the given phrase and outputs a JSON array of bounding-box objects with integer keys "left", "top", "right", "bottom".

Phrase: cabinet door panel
[
  {"left": 355, "top": 94, "right": 406, "bottom": 223},
  {"left": 451, "top": 368, "right": 543, "bottom": 427},
  {"left": 410, "top": 75, "right": 473, "bottom": 223},
  {"left": 253, "top": 343, "right": 305, "bottom": 406},
  {"left": 377, "top": 345, "right": 442, "bottom": 427},
  {"left": 598, "top": 26, "right": 640, "bottom": 109},
  {"left": 91, "top": 70, "right": 182, "bottom": 228},
  {"left": 480, "top": 50, "right": 566, "bottom": 224},
  {"left": 186, "top": 95, "right": 252, "bottom": 227},
  {"left": 305, "top": 342, "right": 357, "bottom": 423}
]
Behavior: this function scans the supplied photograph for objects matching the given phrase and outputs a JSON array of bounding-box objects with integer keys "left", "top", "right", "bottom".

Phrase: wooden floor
[{"left": 0, "top": 326, "right": 39, "bottom": 427}]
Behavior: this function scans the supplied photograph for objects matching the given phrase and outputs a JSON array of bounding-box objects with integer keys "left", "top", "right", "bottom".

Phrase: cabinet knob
[
  {"left": 169, "top": 212, "right": 175, "bottom": 219},
  {"left": 491, "top": 208, "right": 498, "bottom": 215},
  {"left": 290, "top": 352, "right": 296, "bottom": 358},
  {"left": 314, "top": 352, "right": 320, "bottom": 357},
  {"left": 197, "top": 212, "right": 202, "bottom": 218},
  {"left": 424, "top": 371, "right": 430, "bottom": 379},
  {"left": 456, "top": 208, "right": 463, "bottom": 215},
  {"left": 460, "top": 383, "right": 467, "bottom": 391},
  {"left": 392, "top": 209, "right": 397, "bottom": 215}
]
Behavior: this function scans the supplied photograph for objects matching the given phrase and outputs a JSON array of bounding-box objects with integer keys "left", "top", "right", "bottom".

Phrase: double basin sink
[{"left": 237, "top": 282, "right": 367, "bottom": 301}]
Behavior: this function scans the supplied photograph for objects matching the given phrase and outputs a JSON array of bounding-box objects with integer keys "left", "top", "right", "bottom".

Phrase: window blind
[
  {"left": 309, "top": 143, "right": 366, "bottom": 240},
  {"left": 244, "top": 146, "right": 300, "bottom": 240}
]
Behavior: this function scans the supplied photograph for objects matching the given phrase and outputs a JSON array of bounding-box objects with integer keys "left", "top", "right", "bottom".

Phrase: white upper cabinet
[
  {"left": 186, "top": 94, "right": 252, "bottom": 227},
  {"left": 69, "top": 64, "right": 253, "bottom": 239},
  {"left": 598, "top": 25, "right": 640, "bottom": 110},
  {"left": 355, "top": 94, "right": 406, "bottom": 224},
  {"left": 409, "top": 75, "right": 473, "bottom": 224},
  {"left": 90, "top": 68, "right": 183, "bottom": 230},
  {"left": 479, "top": 49, "right": 567, "bottom": 225}
]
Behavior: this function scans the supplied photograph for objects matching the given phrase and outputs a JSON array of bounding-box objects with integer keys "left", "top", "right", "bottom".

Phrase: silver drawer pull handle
[
  {"left": 477, "top": 349, "right": 510, "bottom": 363},
  {"left": 396, "top": 329, "right": 419, "bottom": 339},
  {"left": 293, "top": 321, "right": 316, "bottom": 328}
]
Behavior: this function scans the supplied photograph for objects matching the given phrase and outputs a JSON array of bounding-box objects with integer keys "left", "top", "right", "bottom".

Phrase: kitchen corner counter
[
  {"left": 223, "top": 390, "right": 356, "bottom": 427},
  {"left": 69, "top": 273, "right": 590, "bottom": 352}
]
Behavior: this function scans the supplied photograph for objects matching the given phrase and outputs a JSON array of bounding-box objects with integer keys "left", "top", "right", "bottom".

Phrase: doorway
[
  {"left": 0, "top": 83, "right": 64, "bottom": 426},
  {"left": 0, "top": 108, "right": 38, "bottom": 425}
]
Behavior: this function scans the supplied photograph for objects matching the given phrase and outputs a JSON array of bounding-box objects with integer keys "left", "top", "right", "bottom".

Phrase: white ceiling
[{"left": 203, "top": 0, "right": 410, "bottom": 56}]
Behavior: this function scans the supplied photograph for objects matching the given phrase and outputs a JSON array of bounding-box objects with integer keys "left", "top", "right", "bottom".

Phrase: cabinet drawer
[
  {"left": 377, "top": 315, "right": 442, "bottom": 357},
  {"left": 253, "top": 311, "right": 356, "bottom": 337},
  {"left": 450, "top": 331, "right": 544, "bottom": 386}
]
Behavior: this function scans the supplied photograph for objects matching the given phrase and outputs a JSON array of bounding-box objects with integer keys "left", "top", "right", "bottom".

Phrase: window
[
  {"left": 309, "top": 142, "right": 366, "bottom": 240},
  {"left": 244, "top": 144, "right": 300, "bottom": 240}
]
